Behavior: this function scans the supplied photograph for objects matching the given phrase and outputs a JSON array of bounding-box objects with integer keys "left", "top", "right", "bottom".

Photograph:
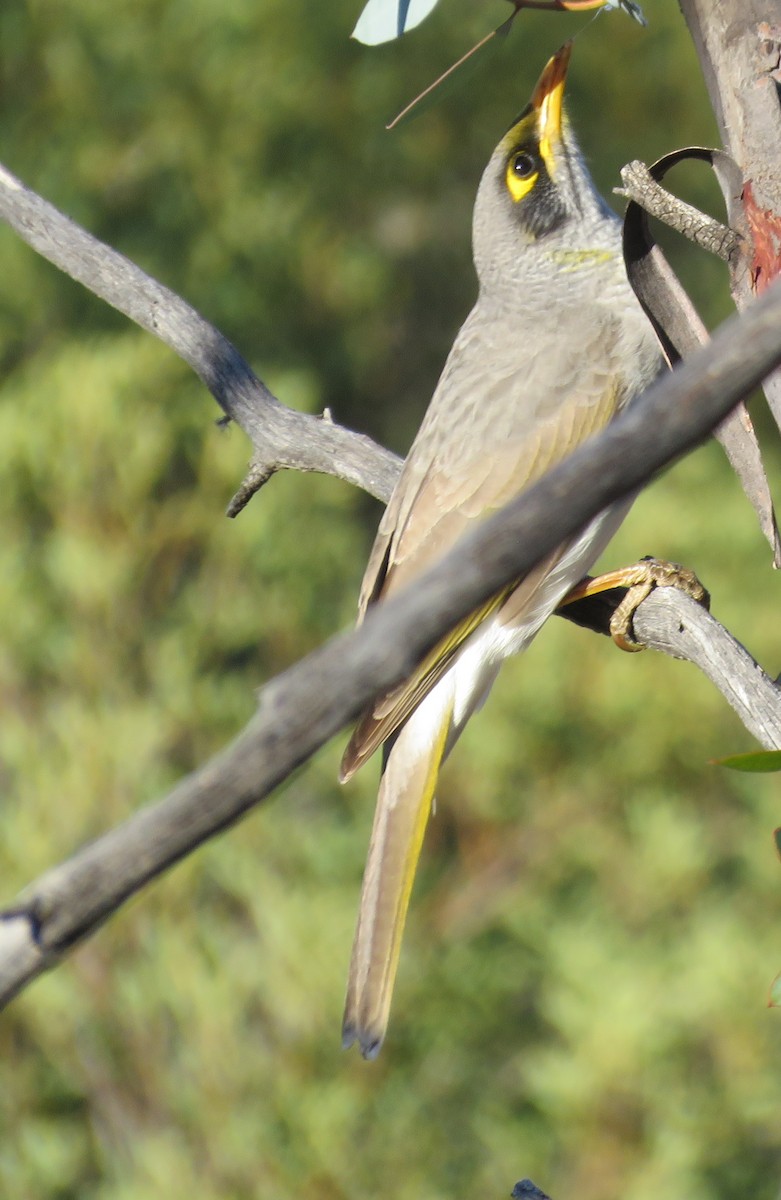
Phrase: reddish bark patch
[{"left": 744, "top": 180, "right": 781, "bottom": 293}]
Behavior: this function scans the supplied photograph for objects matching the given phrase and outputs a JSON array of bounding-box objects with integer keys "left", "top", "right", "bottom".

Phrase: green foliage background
[{"left": 1, "top": 1, "right": 780, "bottom": 1197}]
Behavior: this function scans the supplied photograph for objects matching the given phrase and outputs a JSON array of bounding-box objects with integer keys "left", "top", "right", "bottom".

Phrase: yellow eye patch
[{"left": 505, "top": 150, "right": 539, "bottom": 203}]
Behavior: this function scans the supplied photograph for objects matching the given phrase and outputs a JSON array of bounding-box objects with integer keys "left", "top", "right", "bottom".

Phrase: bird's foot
[{"left": 559, "top": 556, "right": 710, "bottom": 652}]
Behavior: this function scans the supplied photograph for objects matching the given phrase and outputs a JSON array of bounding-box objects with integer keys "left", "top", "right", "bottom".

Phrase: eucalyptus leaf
[
  {"left": 713, "top": 750, "right": 781, "bottom": 773},
  {"left": 352, "top": 0, "right": 440, "bottom": 45}
]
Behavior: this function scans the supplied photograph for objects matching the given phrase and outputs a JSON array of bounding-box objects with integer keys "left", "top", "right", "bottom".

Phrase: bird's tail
[{"left": 342, "top": 686, "right": 454, "bottom": 1059}]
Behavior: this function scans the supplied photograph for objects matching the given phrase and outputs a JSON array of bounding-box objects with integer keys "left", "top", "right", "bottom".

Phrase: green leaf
[{"left": 712, "top": 750, "right": 781, "bottom": 773}]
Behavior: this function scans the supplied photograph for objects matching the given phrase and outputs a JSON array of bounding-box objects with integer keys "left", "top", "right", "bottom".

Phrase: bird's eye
[
  {"left": 512, "top": 152, "right": 536, "bottom": 179},
  {"left": 505, "top": 150, "right": 539, "bottom": 202}
]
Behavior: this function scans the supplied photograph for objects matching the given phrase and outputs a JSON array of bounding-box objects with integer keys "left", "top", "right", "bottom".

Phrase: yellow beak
[{"left": 531, "top": 42, "right": 572, "bottom": 168}]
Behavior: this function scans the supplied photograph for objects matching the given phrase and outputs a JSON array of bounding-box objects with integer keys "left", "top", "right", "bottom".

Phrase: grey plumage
[{"left": 341, "top": 43, "right": 662, "bottom": 1059}]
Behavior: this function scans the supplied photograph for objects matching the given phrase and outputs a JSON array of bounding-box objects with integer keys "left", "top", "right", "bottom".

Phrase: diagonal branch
[
  {"left": 0, "top": 161, "right": 400, "bottom": 510},
  {"left": 3, "top": 275, "right": 781, "bottom": 1007}
]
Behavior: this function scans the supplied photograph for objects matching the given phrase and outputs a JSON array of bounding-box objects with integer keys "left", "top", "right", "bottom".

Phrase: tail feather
[{"left": 342, "top": 689, "right": 453, "bottom": 1059}]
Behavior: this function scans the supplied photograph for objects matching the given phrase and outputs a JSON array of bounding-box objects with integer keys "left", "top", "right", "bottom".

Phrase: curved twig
[{"left": 617, "top": 159, "right": 742, "bottom": 263}]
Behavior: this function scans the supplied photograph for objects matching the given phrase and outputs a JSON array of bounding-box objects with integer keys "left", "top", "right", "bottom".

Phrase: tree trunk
[{"left": 680, "top": 0, "right": 781, "bottom": 419}]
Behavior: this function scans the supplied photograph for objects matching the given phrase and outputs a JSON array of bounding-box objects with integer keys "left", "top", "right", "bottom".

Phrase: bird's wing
[{"left": 341, "top": 322, "right": 623, "bottom": 781}]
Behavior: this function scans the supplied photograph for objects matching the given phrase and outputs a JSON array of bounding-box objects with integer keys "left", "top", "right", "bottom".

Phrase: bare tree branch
[
  {"left": 0, "top": 161, "right": 400, "bottom": 508},
  {"left": 617, "top": 158, "right": 741, "bottom": 262},
  {"left": 632, "top": 589, "right": 781, "bottom": 748},
  {"left": 3, "top": 275, "right": 781, "bottom": 1007}
]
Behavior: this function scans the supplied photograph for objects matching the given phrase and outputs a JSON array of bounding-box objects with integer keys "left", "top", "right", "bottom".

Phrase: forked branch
[{"left": 0, "top": 162, "right": 400, "bottom": 511}]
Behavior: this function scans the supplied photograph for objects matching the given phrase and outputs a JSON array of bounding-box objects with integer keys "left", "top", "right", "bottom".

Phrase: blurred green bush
[{"left": 0, "top": 2, "right": 779, "bottom": 1198}]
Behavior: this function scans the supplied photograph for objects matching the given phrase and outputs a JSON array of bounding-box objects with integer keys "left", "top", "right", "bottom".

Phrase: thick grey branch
[
  {"left": 0, "top": 161, "right": 400, "bottom": 506},
  {"left": 3, "top": 276, "right": 781, "bottom": 1006}
]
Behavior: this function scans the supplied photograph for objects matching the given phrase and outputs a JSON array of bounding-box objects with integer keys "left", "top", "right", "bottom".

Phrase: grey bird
[{"left": 340, "top": 42, "right": 662, "bottom": 1058}]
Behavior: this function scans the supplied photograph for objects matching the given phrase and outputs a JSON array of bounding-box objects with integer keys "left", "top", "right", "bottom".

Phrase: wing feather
[{"left": 343, "top": 309, "right": 627, "bottom": 776}]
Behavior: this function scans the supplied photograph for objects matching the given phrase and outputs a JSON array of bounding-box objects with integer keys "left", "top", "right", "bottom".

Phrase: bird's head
[{"left": 473, "top": 43, "right": 618, "bottom": 297}]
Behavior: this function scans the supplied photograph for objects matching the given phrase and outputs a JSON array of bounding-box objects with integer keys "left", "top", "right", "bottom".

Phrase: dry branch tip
[{"left": 226, "top": 461, "right": 277, "bottom": 517}]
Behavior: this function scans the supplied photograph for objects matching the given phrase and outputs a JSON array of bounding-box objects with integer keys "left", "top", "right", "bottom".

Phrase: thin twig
[{"left": 617, "top": 160, "right": 742, "bottom": 262}]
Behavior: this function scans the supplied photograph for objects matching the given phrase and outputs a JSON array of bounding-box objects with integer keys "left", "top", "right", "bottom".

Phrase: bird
[{"left": 339, "top": 42, "right": 663, "bottom": 1059}]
